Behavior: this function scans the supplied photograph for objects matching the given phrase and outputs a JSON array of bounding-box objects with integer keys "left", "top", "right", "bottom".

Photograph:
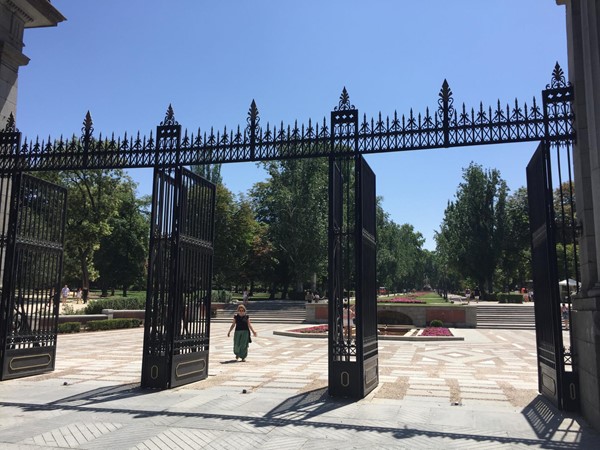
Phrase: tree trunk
[{"left": 79, "top": 251, "right": 90, "bottom": 293}]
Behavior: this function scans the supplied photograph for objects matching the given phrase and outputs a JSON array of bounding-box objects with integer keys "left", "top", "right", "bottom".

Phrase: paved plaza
[{"left": 1, "top": 323, "right": 599, "bottom": 449}]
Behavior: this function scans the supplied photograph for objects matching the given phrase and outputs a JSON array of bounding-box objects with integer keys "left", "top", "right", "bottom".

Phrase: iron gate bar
[
  {"left": 526, "top": 140, "right": 578, "bottom": 411},
  {"left": 0, "top": 64, "right": 573, "bottom": 173},
  {"left": 0, "top": 173, "right": 66, "bottom": 380},
  {"left": 142, "top": 166, "right": 215, "bottom": 389}
]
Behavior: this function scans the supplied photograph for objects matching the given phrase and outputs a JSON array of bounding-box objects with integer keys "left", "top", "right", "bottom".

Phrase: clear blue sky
[{"left": 15, "top": 1, "right": 567, "bottom": 250}]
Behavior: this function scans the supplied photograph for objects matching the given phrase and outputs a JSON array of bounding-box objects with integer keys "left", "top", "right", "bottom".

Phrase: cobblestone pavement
[{"left": 0, "top": 324, "right": 598, "bottom": 449}]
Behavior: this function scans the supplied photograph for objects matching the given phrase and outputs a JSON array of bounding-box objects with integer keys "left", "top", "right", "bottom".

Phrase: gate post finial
[
  {"left": 82, "top": 111, "right": 94, "bottom": 141},
  {"left": 0, "top": 112, "right": 21, "bottom": 159},
  {"left": 81, "top": 111, "right": 94, "bottom": 167},
  {"left": 438, "top": 79, "right": 454, "bottom": 147},
  {"left": 3, "top": 112, "right": 18, "bottom": 132},
  {"left": 161, "top": 104, "right": 179, "bottom": 126},
  {"left": 335, "top": 87, "right": 355, "bottom": 111},
  {"left": 156, "top": 104, "right": 182, "bottom": 167},
  {"left": 246, "top": 100, "right": 260, "bottom": 160},
  {"left": 548, "top": 62, "right": 568, "bottom": 89}
]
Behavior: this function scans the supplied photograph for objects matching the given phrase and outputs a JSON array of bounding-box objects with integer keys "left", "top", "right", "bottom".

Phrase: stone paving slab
[{"left": 0, "top": 323, "right": 599, "bottom": 449}]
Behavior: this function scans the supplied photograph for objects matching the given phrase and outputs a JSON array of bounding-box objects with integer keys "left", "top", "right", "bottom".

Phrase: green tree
[
  {"left": 251, "top": 158, "right": 329, "bottom": 298},
  {"left": 436, "top": 163, "right": 508, "bottom": 296},
  {"left": 36, "top": 168, "right": 132, "bottom": 294},
  {"left": 497, "top": 187, "right": 531, "bottom": 291},
  {"left": 189, "top": 166, "right": 257, "bottom": 290},
  {"left": 191, "top": 163, "right": 222, "bottom": 185},
  {"left": 377, "top": 200, "right": 426, "bottom": 291},
  {"left": 94, "top": 192, "right": 150, "bottom": 296}
]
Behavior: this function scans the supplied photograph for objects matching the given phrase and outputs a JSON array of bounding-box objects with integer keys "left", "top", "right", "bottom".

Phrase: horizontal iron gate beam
[{"left": 0, "top": 64, "right": 574, "bottom": 173}]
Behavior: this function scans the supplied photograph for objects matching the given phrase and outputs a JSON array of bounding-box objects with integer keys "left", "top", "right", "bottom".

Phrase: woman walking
[{"left": 227, "top": 305, "right": 257, "bottom": 362}]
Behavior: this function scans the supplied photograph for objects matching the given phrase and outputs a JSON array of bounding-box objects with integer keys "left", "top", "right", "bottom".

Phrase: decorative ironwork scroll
[{"left": 0, "top": 64, "right": 574, "bottom": 173}]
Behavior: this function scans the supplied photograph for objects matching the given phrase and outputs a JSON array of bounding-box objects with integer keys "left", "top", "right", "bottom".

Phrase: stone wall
[{"left": 305, "top": 303, "right": 477, "bottom": 328}]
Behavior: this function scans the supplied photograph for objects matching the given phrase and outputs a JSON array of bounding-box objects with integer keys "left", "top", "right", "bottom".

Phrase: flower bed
[
  {"left": 378, "top": 297, "right": 426, "bottom": 304},
  {"left": 290, "top": 324, "right": 328, "bottom": 333},
  {"left": 419, "top": 327, "right": 453, "bottom": 337}
]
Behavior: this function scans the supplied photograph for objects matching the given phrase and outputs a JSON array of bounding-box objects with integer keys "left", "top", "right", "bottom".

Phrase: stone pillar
[
  {"left": 0, "top": 0, "right": 65, "bottom": 124},
  {"left": 0, "top": 0, "right": 64, "bottom": 288},
  {"left": 0, "top": 0, "right": 27, "bottom": 125},
  {"left": 557, "top": 0, "right": 600, "bottom": 431}
]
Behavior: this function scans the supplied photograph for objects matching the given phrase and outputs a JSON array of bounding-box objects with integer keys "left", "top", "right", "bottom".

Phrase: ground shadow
[
  {"left": 2, "top": 391, "right": 597, "bottom": 448},
  {"left": 264, "top": 387, "right": 353, "bottom": 420},
  {"left": 48, "top": 382, "right": 152, "bottom": 407},
  {"left": 522, "top": 394, "right": 595, "bottom": 445}
]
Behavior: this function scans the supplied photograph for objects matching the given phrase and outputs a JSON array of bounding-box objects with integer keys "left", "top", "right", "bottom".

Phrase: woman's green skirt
[{"left": 233, "top": 330, "right": 250, "bottom": 359}]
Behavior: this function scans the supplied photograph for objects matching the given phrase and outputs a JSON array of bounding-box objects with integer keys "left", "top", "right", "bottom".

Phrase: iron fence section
[{"left": 0, "top": 65, "right": 573, "bottom": 172}]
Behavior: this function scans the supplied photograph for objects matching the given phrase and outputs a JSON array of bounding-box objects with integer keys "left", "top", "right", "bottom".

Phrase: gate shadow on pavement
[
  {"left": 523, "top": 394, "right": 586, "bottom": 442},
  {"left": 48, "top": 382, "right": 149, "bottom": 407},
  {"left": 0, "top": 399, "right": 590, "bottom": 449},
  {"left": 1, "top": 384, "right": 598, "bottom": 448},
  {"left": 264, "top": 387, "right": 352, "bottom": 420}
]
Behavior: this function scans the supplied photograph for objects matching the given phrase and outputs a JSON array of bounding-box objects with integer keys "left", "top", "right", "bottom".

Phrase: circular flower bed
[{"left": 289, "top": 324, "right": 452, "bottom": 337}]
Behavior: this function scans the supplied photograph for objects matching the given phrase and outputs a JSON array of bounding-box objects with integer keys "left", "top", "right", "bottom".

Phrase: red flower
[{"left": 420, "top": 327, "right": 453, "bottom": 336}]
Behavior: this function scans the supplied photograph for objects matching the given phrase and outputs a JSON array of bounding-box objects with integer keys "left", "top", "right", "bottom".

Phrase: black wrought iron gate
[
  {"left": 328, "top": 155, "right": 378, "bottom": 399},
  {"left": 142, "top": 166, "right": 215, "bottom": 389},
  {"left": 526, "top": 140, "right": 578, "bottom": 411},
  {"left": 0, "top": 173, "right": 66, "bottom": 380},
  {"left": 0, "top": 64, "right": 580, "bottom": 406}
]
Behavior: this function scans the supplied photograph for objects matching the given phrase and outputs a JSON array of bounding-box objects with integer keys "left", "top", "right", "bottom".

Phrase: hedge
[
  {"left": 212, "top": 290, "right": 233, "bottom": 303},
  {"left": 58, "top": 322, "right": 81, "bottom": 333},
  {"left": 497, "top": 293, "right": 524, "bottom": 304},
  {"left": 84, "top": 297, "right": 147, "bottom": 314},
  {"left": 429, "top": 319, "right": 444, "bottom": 327},
  {"left": 85, "top": 291, "right": 233, "bottom": 313},
  {"left": 86, "top": 318, "right": 142, "bottom": 331}
]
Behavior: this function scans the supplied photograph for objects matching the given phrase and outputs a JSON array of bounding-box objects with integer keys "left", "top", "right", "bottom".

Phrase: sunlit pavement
[{"left": 0, "top": 323, "right": 598, "bottom": 449}]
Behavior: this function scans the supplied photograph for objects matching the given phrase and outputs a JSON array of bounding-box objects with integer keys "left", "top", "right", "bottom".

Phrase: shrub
[
  {"left": 485, "top": 292, "right": 498, "bottom": 301},
  {"left": 212, "top": 290, "right": 233, "bottom": 303},
  {"left": 61, "top": 304, "right": 78, "bottom": 315},
  {"left": 86, "top": 318, "right": 142, "bottom": 331},
  {"left": 58, "top": 322, "right": 81, "bottom": 333},
  {"left": 497, "top": 293, "right": 524, "bottom": 304},
  {"left": 84, "top": 297, "right": 147, "bottom": 314},
  {"left": 429, "top": 319, "right": 444, "bottom": 327}
]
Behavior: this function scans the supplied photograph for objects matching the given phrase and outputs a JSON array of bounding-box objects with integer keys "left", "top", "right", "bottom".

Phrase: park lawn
[{"left": 377, "top": 291, "right": 449, "bottom": 305}]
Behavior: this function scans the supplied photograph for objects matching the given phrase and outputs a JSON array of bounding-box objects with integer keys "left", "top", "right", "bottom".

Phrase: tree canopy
[{"left": 435, "top": 163, "right": 508, "bottom": 295}]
